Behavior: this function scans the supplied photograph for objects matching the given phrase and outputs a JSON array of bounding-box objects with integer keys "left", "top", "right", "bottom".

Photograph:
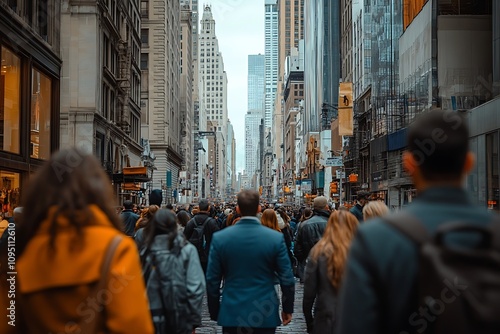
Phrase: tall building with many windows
[
  {"left": 60, "top": 0, "right": 143, "bottom": 200},
  {"left": 227, "top": 120, "right": 236, "bottom": 196},
  {"left": 180, "top": 5, "right": 194, "bottom": 199},
  {"left": 245, "top": 110, "right": 262, "bottom": 180},
  {"left": 199, "top": 5, "right": 228, "bottom": 197},
  {"left": 248, "top": 54, "right": 266, "bottom": 112},
  {"left": 141, "top": 0, "right": 183, "bottom": 204},
  {"left": 264, "top": 0, "right": 279, "bottom": 130}
]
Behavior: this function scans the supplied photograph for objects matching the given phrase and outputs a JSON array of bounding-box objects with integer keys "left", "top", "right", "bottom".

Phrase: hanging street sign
[{"left": 324, "top": 156, "right": 343, "bottom": 167}]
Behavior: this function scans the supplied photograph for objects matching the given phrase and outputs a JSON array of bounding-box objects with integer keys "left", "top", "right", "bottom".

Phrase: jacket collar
[
  {"left": 235, "top": 216, "right": 261, "bottom": 225},
  {"left": 415, "top": 186, "right": 471, "bottom": 206},
  {"left": 313, "top": 209, "right": 331, "bottom": 218}
]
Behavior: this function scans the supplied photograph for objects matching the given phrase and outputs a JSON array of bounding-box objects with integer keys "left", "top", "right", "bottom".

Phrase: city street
[{"left": 196, "top": 278, "right": 308, "bottom": 333}]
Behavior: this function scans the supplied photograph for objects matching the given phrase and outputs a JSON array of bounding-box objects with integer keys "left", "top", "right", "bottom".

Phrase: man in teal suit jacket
[{"left": 206, "top": 189, "right": 296, "bottom": 334}]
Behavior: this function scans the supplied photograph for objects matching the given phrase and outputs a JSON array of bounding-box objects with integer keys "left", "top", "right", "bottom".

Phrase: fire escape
[{"left": 117, "top": 40, "right": 131, "bottom": 136}]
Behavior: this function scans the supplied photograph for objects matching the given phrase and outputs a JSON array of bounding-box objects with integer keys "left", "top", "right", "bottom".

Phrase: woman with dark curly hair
[{"left": 11, "top": 148, "right": 153, "bottom": 334}]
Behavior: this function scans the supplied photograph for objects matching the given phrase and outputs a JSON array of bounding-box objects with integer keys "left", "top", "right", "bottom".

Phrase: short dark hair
[
  {"left": 407, "top": 110, "right": 469, "bottom": 181},
  {"left": 165, "top": 203, "right": 174, "bottom": 210},
  {"left": 356, "top": 191, "right": 370, "bottom": 201},
  {"left": 199, "top": 198, "right": 210, "bottom": 211},
  {"left": 237, "top": 190, "right": 260, "bottom": 216},
  {"left": 123, "top": 200, "right": 134, "bottom": 210}
]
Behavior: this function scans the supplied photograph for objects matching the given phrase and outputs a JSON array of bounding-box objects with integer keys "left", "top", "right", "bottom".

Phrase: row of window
[
  {"left": 6, "top": 0, "right": 57, "bottom": 45},
  {"left": 0, "top": 46, "right": 52, "bottom": 160}
]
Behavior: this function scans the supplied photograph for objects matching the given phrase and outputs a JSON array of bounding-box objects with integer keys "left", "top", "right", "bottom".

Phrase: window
[
  {"left": 141, "top": 29, "right": 148, "bottom": 45},
  {"left": 141, "top": 0, "right": 148, "bottom": 18},
  {"left": 0, "top": 47, "right": 21, "bottom": 154},
  {"left": 30, "top": 68, "right": 52, "bottom": 160},
  {"left": 140, "top": 53, "right": 148, "bottom": 70}
]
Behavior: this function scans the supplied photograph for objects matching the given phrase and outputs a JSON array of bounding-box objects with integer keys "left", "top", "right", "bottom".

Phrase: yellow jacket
[{"left": 1, "top": 205, "right": 154, "bottom": 334}]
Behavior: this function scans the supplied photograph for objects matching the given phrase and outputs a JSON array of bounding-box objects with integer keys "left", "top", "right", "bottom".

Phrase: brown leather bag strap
[{"left": 80, "top": 235, "right": 123, "bottom": 334}]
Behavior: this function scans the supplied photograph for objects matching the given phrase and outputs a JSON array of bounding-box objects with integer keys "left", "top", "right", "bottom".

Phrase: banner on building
[
  {"left": 338, "top": 82, "right": 353, "bottom": 136},
  {"left": 403, "top": 0, "right": 429, "bottom": 30}
]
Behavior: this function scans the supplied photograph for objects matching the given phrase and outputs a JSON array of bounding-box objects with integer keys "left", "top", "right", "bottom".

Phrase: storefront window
[
  {"left": 31, "top": 68, "right": 52, "bottom": 160},
  {"left": 0, "top": 170, "right": 20, "bottom": 218},
  {"left": 0, "top": 47, "right": 21, "bottom": 154}
]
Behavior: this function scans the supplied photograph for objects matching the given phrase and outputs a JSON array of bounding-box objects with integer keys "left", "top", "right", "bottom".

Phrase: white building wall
[
  {"left": 265, "top": 0, "right": 279, "bottom": 130},
  {"left": 199, "top": 5, "right": 228, "bottom": 196}
]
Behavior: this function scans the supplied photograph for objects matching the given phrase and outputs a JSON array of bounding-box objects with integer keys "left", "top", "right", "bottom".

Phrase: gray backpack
[{"left": 385, "top": 213, "right": 500, "bottom": 334}]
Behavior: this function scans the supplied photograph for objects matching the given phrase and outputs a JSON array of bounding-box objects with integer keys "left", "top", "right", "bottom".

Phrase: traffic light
[{"left": 330, "top": 182, "right": 338, "bottom": 194}]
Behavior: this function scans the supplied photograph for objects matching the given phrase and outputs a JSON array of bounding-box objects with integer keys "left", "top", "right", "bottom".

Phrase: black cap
[{"left": 149, "top": 189, "right": 163, "bottom": 206}]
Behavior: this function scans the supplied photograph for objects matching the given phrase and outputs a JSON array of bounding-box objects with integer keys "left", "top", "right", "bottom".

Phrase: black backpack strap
[{"left": 383, "top": 212, "right": 430, "bottom": 245}]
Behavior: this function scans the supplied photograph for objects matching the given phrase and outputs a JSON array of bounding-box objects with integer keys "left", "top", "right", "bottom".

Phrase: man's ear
[
  {"left": 236, "top": 206, "right": 241, "bottom": 215},
  {"left": 257, "top": 205, "right": 262, "bottom": 213},
  {"left": 403, "top": 151, "right": 417, "bottom": 176}
]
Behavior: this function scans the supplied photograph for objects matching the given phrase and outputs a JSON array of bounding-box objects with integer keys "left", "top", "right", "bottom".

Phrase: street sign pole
[
  {"left": 339, "top": 166, "right": 343, "bottom": 207},
  {"left": 339, "top": 136, "right": 344, "bottom": 207}
]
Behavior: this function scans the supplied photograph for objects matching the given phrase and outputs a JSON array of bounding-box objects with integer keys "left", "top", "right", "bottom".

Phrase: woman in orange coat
[{"left": 10, "top": 148, "right": 154, "bottom": 334}]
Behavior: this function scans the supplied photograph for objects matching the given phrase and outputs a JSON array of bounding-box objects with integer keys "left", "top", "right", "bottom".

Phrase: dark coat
[
  {"left": 294, "top": 210, "right": 330, "bottom": 262},
  {"left": 337, "top": 187, "right": 495, "bottom": 334},
  {"left": 304, "top": 254, "right": 338, "bottom": 334},
  {"left": 183, "top": 213, "right": 219, "bottom": 265},
  {"left": 206, "top": 216, "right": 295, "bottom": 328},
  {"left": 349, "top": 203, "right": 364, "bottom": 222},
  {"left": 121, "top": 209, "right": 139, "bottom": 236}
]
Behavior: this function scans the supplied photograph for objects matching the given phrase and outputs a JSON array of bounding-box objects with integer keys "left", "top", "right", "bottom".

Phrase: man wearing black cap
[{"left": 184, "top": 198, "right": 220, "bottom": 273}]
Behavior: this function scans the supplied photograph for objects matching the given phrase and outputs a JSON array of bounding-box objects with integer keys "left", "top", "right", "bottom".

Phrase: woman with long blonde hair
[
  {"left": 362, "top": 200, "right": 389, "bottom": 221},
  {"left": 303, "top": 210, "right": 359, "bottom": 334}
]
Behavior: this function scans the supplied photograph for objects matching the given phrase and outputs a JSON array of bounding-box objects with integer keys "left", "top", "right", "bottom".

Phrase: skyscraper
[
  {"left": 245, "top": 110, "right": 262, "bottom": 178},
  {"left": 141, "top": 0, "right": 182, "bottom": 203},
  {"left": 264, "top": 0, "right": 279, "bottom": 129},
  {"left": 248, "top": 54, "right": 266, "bottom": 112},
  {"left": 199, "top": 5, "right": 228, "bottom": 197}
]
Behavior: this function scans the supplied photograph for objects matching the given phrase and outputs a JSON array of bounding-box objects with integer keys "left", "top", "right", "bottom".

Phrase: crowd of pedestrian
[{"left": 1, "top": 109, "right": 499, "bottom": 334}]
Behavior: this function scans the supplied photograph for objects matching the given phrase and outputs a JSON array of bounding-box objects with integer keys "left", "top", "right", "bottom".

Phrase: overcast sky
[{"left": 207, "top": 1, "right": 265, "bottom": 174}]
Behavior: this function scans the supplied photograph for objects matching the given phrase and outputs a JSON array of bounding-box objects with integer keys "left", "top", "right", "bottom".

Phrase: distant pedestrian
[
  {"left": 142, "top": 209, "right": 205, "bottom": 333},
  {"left": 349, "top": 191, "right": 370, "bottom": 222},
  {"left": 207, "top": 190, "right": 295, "bottom": 334},
  {"left": 9, "top": 148, "right": 153, "bottom": 334},
  {"left": 134, "top": 204, "right": 160, "bottom": 251},
  {"left": 303, "top": 210, "right": 359, "bottom": 334},
  {"left": 177, "top": 210, "right": 191, "bottom": 233},
  {"left": 362, "top": 200, "right": 389, "bottom": 221},
  {"left": 149, "top": 189, "right": 163, "bottom": 207},
  {"left": 295, "top": 196, "right": 331, "bottom": 282},
  {"left": 261, "top": 208, "right": 281, "bottom": 232},
  {"left": 184, "top": 199, "right": 220, "bottom": 273},
  {"left": 121, "top": 200, "right": 140, "bottom": 237}
]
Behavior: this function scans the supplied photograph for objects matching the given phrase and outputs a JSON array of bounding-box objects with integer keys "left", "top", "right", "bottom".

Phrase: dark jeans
[{"left": 222, "top": 327, "right": 276, "bottom": 334}]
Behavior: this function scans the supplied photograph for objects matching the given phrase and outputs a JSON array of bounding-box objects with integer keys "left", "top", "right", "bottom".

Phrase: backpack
[
  {"left": 216, "top": 213, "right": 227, "bottom": 230},
  {"left": 141, "top": 242, "right": 191, "bottom": 334},
  {"left": 384, "top": 212, "right": 500, "bottom": 334},
  {"left": 188, "top": 216, "right": 212, "bottom": 263}
]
